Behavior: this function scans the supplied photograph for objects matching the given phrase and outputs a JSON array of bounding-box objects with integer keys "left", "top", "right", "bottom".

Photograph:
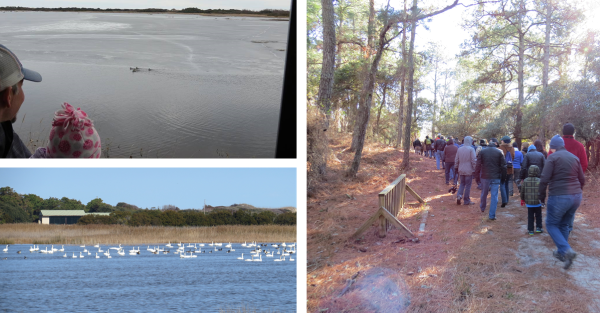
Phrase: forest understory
[{"left": 307, "top": 133, "right": 600, "bottom": 312}]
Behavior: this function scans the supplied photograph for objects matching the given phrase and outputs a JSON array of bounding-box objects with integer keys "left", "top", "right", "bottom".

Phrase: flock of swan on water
[{"left": 2, "top": 241, "right": 296, "bottom": 262}]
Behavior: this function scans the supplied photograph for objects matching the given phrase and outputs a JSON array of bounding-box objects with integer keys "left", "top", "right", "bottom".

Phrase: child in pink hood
[{"left": 30, "top": 103, "right": 101, "bottom": 158}]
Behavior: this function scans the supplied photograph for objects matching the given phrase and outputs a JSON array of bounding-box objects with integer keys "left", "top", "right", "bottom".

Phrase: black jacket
[
  {"left": 413, "top": 139, "right": 421, "bottom": 148},
  {"left": 520, "top": 150, "right": 545, "bottom": 180},
  {"left": 538, "top": 146, "right": 585, "bottom": 202},
  {"left": 474, "top": 146, "right": 506, "bottom": 181},
  {"left": 434, "top": 138, "right": 446, "bottom": 151},
  {"left": 0, "top": 121, "right": 32, "bottom": 158}
]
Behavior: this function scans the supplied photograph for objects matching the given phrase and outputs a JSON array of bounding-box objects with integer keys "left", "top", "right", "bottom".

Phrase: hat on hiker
[
  {"left": 528, "top": 145, "right": 537, "bottom": 152},
  {"left": 549, "top": 134, "right": 564, "bottom": 150},
  {"left": 0, "top": 44, "right": 42, "bottom": 91},
  {"left": 501, "top": 136, "right": 511, "bottom": 143},
  {"left": 479, "top": 139, "right": 487, "bottom": 145},
  {"left": 512, "top": 142, "right": 519, "bottom": 148},
  {"left": 490, "top": 138, "right": 499, "bottom": 147},
  {"left": 563, "top": 123, "right": 575, "bottom": 136},
  {"left": 47, "top": 103, "right": 101, "bottom": 158}
]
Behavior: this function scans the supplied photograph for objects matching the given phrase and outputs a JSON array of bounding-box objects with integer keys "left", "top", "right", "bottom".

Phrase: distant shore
[
  {"left": 0, "top": 8, "right": 289, "bottom": 20},
  {"left": 0, "top": 224, "right": 296, "bottom": 245}
]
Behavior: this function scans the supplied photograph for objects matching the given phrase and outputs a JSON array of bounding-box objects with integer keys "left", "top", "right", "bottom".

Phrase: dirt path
[{"left": 307, "top": 134, "right": 600, "bottom": 312}]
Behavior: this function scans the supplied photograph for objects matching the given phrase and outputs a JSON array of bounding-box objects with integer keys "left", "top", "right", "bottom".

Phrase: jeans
[
  {"left": 527, "top": 206, "right": 542, "bottom": 231},
  {"left": 500, "top": 174, "right": 513, "bottom": 204},
  {"left": 445, "top": 163, "right": 457, "bottom": 184},
  {"left": 435, "top": 151, "right": 443, "bottom": 169},
  {"left": 513, "top": 168, "right": 521, "bottom": 192},
  {"left": 457, "top": 175, "right": 473, "bottom": 204},
  {"left": 480, "top": 178, "right": 500, "bottom": 219},
  {"left": 546, "top": 193, "right": 582, "bottom": 254}
]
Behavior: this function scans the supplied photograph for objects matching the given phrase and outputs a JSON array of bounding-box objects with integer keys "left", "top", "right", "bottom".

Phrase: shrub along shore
[{"left": 0, "top": 224, "right": 296, "bottom": 245}]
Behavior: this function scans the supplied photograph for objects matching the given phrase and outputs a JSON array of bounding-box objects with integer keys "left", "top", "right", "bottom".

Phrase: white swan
[
  {"left": 94, "top": 243, "right": 99, "bottom": 248},
  {"left": 253, "top": 254, "right": 262, "bottom": 262},
  {"left": 225, "top": 242, "right": 232, "bottom": 248},
  {"left": 59, "top": 245, "right": 64, "bottom": 252},
  {"left": 3, "top": 245, "right": 8, "bottom": 253},
  {"left": 166, "top": 241, "right": 173, "bottom": 248},
  {"left": 72, "top": 252, "right": 77, "bottom": 258},
  {"left": 237, "top": 253, "right": 244, "bottom": 260},
  {"left": 241, "top": 241, "right": 247, "bottom": 247},
  {"left": 79, "top": 251, "right": 84, "bottom": 258},
  {"left": 63, "top": 253, "right": 67, "bottom": 258},
  {"left": 290, "top": 256, "right": 294, "bottom": 261},
  {"left": 80, "top": 244, "right": 85, "bottom": 248},
  {"left": 95, "top": 253, "right": 100, "bottom": 259}
]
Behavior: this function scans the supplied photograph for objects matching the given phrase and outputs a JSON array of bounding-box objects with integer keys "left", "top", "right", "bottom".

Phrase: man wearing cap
[
  {"left": 0, "top": 44, "right": 42, "bottom": 158},
  {"left": 539, "top": 135, "right": 585, "bottom": 269},
  {"left": 474, "top": 138, "right": 506, "bottom": 220}
]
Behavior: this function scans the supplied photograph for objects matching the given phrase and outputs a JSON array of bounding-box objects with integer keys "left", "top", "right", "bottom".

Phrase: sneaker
[
  {"left": 457, "top": 198, "right": 462, "bottom": 205},
  {"left": 528, "top": 231, "right": 534, "bottom": 235},
  {"left": 489, "top": 217, "right": 496, "bottom": 221},
  {"left": 564, "top": 251, "right": 577, "bottom": 270},
  {"left": 536, "top": 228, "right": 543, "bottom": 233},
  {"left": 501, "top": 203, "right": 507, "bottom": 208},
  {"left": 553, "top": 250, "right": 565, "bottom": 262},
  {"left": 464, "top": 202, "right": 476, "bottom": 206}
]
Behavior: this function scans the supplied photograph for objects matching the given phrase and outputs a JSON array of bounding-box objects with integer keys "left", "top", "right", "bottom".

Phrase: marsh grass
[{"left": 0, "top": 224, "right": 296, "bottom": 245}]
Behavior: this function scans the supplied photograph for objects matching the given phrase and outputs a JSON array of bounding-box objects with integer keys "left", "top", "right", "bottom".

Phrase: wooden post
[{"left": 378, "top": 215, "right": 386, "bottom": 238}]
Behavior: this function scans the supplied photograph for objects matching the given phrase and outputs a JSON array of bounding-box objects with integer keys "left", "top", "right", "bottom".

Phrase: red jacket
[{"left": 548, "top": 135, "right": 588, "bottom": 172}]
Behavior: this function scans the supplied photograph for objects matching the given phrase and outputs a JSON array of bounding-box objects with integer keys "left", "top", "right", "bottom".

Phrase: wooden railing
[{"left": 352, "top": 174, "right": 424, "bottom": 239}]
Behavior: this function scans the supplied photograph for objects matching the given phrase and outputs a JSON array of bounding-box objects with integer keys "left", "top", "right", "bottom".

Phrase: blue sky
[
  {"left": 2, "top": 0, "right": 291, "bottom": 10},
  {"left": 0, "top": 168, "right": 296, "bottom": 209}
]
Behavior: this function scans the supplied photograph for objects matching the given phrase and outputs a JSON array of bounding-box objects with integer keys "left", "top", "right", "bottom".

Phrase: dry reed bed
[{"left": 0, "top": 224, "right": 296, "bottom": 245}]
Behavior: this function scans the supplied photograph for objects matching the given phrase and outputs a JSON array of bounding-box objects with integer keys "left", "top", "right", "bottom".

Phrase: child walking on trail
[
  {"left": 520, "top": 165, "right": 543, "bottom": 235},
  {"left": 30, "top": 102, "right": 101, "bottom": 158}
]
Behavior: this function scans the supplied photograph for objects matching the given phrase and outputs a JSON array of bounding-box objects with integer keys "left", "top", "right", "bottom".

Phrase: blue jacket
[{"left": 513, "top": 150, "right": 523, "bottom": 169}]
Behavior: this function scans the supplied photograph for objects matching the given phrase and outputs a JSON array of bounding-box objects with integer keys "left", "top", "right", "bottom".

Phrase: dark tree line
[
  {"left": 78, "top": 209, "right": 296, "bottom": 227},
  {"left": 0, "top": 187, "right": 295, "bottom": 226},
  {"left": 0, "top": 7, "right": 290, "bottom": 17}
]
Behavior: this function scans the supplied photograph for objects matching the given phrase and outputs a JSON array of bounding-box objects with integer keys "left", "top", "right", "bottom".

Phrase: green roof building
[{"left": 39, "top": 210, "right": 111, "bottom": 225}]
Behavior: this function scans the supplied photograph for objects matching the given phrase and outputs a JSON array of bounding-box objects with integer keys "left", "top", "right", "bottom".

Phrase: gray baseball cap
[{"left": 0, "top": 44, "right": 42, "bottom": 90}]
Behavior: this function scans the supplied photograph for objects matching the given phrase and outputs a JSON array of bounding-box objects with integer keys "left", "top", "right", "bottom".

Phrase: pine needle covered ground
[{"left": 308, "top": 133, "right": 600, "bottom": 312}]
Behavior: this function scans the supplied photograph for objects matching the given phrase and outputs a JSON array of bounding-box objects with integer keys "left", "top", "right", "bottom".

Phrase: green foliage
[
  {"left": 274, "top": 212, "right": 297, "bottom": 225},
  {"left": 86, "top": 198, "right": 114, "bottom": 213},
  {"left": 0, "top": 186, "right": 295, "bottom": 227}
]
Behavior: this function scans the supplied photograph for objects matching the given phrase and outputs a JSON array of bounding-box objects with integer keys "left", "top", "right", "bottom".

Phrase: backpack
[
  {"left": 505, "top": 149, "right": 513, "bottom": 168},
  {"left": 425, "top": 138, "right": 432, "bottom": 145}
]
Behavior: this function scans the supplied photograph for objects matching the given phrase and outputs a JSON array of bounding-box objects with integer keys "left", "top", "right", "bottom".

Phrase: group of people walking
[{"left": 412, "top": 123, "right": 587, "bottom": 269}]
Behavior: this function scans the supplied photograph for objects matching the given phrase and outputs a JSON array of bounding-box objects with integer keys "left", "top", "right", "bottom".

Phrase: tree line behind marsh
[{"left": 0, "top": 187, "right": 296, "bottom": 226}]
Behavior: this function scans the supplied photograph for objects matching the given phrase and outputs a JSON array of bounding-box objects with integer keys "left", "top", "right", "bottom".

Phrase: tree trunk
[
  {"left": 317, "top": 0, "right": 336, "bottom": 123},
  {"left": 375, "top": 84, "right": 388, "bottom": 138},
  {"left": 539, "top": 0, "right": 552, "bottom": 145},
  {"left": 400, "top": 0, "right": 418, "bottom": 170},
  {"left": 395, "top": 0, "right": 408, "bottom": 148},
  {"left": 351, "top": 0, "right": 376, "bottom": 152},
  {"left": 347, "top": 22, "right": 394, "bottom": 177},
  {"left": 514, "top": 0, "right": 525, "bottom": 149}
]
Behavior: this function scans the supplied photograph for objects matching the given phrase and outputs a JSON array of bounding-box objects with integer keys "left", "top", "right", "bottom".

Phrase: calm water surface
[
  {"left": 0, "top": 244, "right": 296, "bottom": 312},
  {"left": 0, "top": 12, "right": 287, "bottom": 157}
]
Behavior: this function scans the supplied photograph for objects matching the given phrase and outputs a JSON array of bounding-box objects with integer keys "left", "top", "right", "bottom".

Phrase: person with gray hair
[
  {"left": 0, "top": 44, "right": 42, "bottom": 158},
  {"left": 539, "top": 135, "right": 585, "bottom": 269}
]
